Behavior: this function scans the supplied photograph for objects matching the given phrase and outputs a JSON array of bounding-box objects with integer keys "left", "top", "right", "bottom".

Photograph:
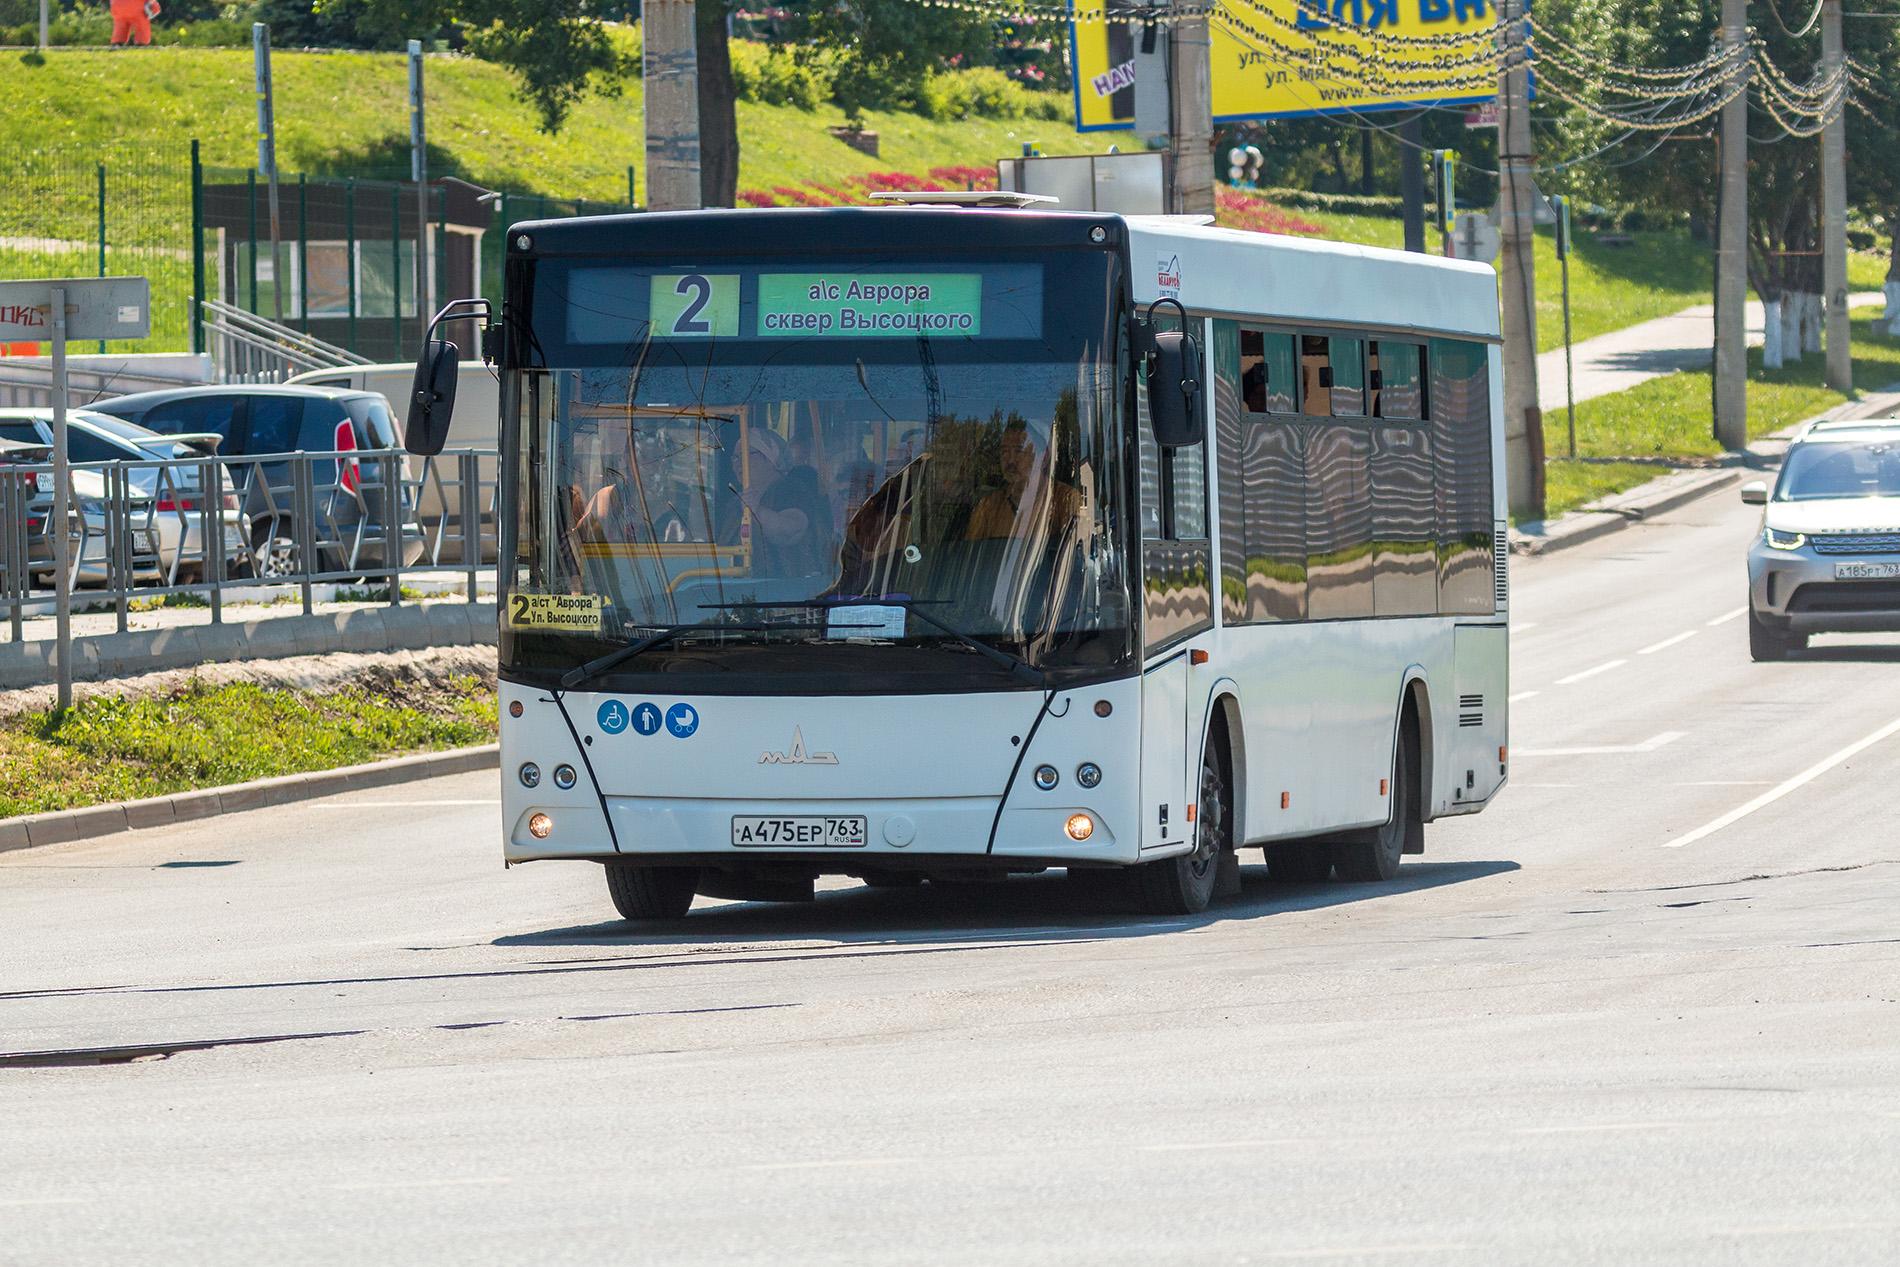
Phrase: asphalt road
[{"left": 6, "top": 487, "right": 1900, "bottom": 1266}]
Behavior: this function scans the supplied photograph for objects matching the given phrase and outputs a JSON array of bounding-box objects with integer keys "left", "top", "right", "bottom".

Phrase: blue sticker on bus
[
  {"left": 631, "top": 702, "right": 664, "bottom": 736},
  {"left": 596, "top": 700, "right": 630, "bottom": 735},
  {"left": 665, "top": 703, "right": 700, "bottom": 738}
]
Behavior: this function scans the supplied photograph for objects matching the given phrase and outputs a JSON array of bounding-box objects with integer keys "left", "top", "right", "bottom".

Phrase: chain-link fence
[{"left": 0, "top": 145, "right": 196, "bottom": 355}]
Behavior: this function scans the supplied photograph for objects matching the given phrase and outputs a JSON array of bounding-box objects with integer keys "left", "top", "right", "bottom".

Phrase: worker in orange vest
[{"left": 109, "top": 0, "right": 157, "bottom": 46}]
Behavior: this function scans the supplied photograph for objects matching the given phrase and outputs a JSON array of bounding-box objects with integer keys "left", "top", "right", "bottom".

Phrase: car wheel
[
  {"left": 1748, "top": 608, "right": 1800, "bottom": 661},
  {"left": 1131, "top": 726, "right": 1232, "bottom": 916},
  {"left": 605, "top": 862, "right": 699, "bottom": 921},
  {"left": 1337, "top": 712, "right": 1421, "bottom": 883},
  {"left": 249, "top": 520, "right": 299, "bottom": 580}
]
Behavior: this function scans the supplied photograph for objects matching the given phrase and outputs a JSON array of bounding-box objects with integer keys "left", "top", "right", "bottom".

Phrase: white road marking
[
  {"left": 1663, "top": 714, "right": 1900, "bottom": 848},
  {"left": 739, "top": 1157, "right": 911, "bottom": 1173},
  {"left": 1258, "top": 1245, "right": 1474, "bottom": 1260},
  {"left": 1555, "top": 659, "right": 1627, "bottom": 686},
  {"left": 1514, "top": 1121, "right": 1674, "bottom": 1136},
  {"left": 1510, "top": 782, "right": 1580, "bottom": 789},
  {"left": 1508, "top": 690, "right": 1540, "bottom": 703},
  {"left": 1138, "top": 1138, "right": 1309, "bottom": 1153},
  {"left": 1706, "top": 605, "right": 1749, "bottom": 626},
  {"left": 1514, "top": 622, "right": 1538, "bottom": 633},
  {"left": 0, "top": 1196, "right": 85, "bottom": 1208},
  {"left": 327, "top": 1177, "right": 504, "bottom": 1191},
  {"left": 1639, "top": 630, "right": 1699, "bottom": 655},
  {"left": 311, "top": 800, "right": 500, "bottom": 808},
  {"left": 1517, "top": 731, "right": 1685, "bottom": 758},
  {"left": 1679, "top": 780, "right": 1773, "bottom": 787}
]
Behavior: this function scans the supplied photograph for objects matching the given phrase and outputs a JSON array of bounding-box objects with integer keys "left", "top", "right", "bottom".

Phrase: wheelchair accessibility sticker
[{"left": 597, "top": 700, "right": 630, "bottom": 735}]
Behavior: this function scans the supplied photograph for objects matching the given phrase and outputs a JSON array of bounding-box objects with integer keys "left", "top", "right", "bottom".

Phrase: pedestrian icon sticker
[
  {"left": 596, "top": 700, "right": 630, "bottom": 735},
  {"left": 631, "top": 702, "right": 663, "bottom": 736},
  {"left": 665, "top": 703, "right": 699, "bottom": 738}
]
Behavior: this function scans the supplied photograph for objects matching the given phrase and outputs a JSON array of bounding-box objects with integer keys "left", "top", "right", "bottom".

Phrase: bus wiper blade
[
  {"left": 560, "top": 621, "right": 783, "bottom": 690},
  {"left": 697, "top": 599, "right": 1047, "bottom": 687}
]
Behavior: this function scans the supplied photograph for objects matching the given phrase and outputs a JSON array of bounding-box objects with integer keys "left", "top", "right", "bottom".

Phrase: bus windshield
[{"left": 504, "top": 252, "right": 1132, "bottom": 688}]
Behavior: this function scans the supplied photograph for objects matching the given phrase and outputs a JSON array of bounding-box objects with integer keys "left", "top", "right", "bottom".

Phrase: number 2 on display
[{"left": 651, "top": 272, "right": 736, "bottom": 338}]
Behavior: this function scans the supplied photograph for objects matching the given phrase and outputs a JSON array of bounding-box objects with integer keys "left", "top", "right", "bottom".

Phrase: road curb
[
  {"left": 0, "top": 744, "right": 500, "bottom": 856},
  {"left": 1510, "top": 468, "right": 1745, "bottom": 557},
  {"left": 1511, "top": 385, "right": 1900, "bottom": 558}
]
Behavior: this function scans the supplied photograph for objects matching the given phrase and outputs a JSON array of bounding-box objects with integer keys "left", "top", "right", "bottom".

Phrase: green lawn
[
  {"left": 0, "top": 675, "right": 497, "bottom": 819},
  {"left": 1290, "top": 203, "right": 1887, "bottom": 354},
  {"left": 4, "top": 47, "right": 1088, "bottom": 228},
  {"left": 1534, "top": 312, "right": 1900, "bottom": 518}
]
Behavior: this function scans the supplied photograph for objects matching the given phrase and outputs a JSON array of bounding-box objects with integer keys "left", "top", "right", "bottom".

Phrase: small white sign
[
  {"left": 1156, "top": 253, "right": 1182, "bottom": 300},
  {"left": 827, "top": 604, "right": 907, "bottom": 640},
  {"left": 117, "top": 305, "right": 142, "bottom": 324}
]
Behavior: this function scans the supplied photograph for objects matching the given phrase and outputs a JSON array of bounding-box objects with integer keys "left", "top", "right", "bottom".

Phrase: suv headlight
[{"left": 1763, "top": 526, "right": 1806, "bottom": 551}]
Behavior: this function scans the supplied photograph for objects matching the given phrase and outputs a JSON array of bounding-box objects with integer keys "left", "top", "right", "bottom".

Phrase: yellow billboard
[{"left": 1069, "top": 0, "right": 1501, "bottom": 130}]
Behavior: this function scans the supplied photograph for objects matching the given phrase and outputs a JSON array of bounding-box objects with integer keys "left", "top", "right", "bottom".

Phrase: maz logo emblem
[{"left": 759, "top": 727, "right": 838, "bottom": 766}]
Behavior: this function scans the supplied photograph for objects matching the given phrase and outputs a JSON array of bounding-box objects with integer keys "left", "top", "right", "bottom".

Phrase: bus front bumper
[{"left": 506, "top": 793, "right": 1128, "bottom": 867}]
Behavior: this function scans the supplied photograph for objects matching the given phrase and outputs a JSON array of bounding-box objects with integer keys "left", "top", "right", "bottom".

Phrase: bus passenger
[
  {"left": 734, "top": 424, "right": 833, "bottom": 578},
  {"left": 965, "top": 420, "right": 1080, "bottom": 541}
]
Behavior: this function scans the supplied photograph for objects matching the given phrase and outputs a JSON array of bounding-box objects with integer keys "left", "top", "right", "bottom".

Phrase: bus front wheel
[
  {"left": 1132, "top": 729, "right": 1232, "bottom": 916},
  {"left": 605, "top": 862, "right": 699, "bottom": 921}
]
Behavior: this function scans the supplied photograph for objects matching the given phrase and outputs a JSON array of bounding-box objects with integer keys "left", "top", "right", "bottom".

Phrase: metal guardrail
[
  {"left": 0, "top": 446, "right": 497, "bottom": 642},
  {"left": 201, "top": 298, "right": 373, "bottom": 384}
]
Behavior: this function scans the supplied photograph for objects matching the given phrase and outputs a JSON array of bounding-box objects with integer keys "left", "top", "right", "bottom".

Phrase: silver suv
[{"left": 1744, "top": 418, "right": 1900, "bottom": 660}]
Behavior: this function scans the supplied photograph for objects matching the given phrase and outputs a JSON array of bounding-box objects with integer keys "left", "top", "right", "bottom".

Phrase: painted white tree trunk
[
  {"left": 1885, "top": 279, "right": 1900, "bottom": 336},
  {"left": 1763, "top": 298, "right": 1785, "bottom": 369},
  {"left": 1782, "top": 297, "right": 1805, "bottom": 361},
  {"left": 1801, "top": 292, "right": 1824, "bottom": 354}
]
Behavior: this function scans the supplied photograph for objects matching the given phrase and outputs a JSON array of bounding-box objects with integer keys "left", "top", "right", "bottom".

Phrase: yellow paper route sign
[
  {"left": 507, "top": 592, "right": 604, "bottom": 632},
  {"left": 1069, "top": 0, "right": 1500, "bottom": 130}
]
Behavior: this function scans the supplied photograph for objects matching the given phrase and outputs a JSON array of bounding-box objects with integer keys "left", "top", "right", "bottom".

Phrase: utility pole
[
  {"left": 1496, "top": 0, "right": 1542, "bottom": 519},
  {"left": 643, "top": 0, "right": 702, "bottom": 212},
  {"left": 51, "top": 286, "right": 70, "bottom": 713},
  {"left": 1714, "top": 0, "right": 1750, "bottom": 450},
  {"left": 1167, "top": 2, "right": 1214, "bottom": 216},
  {"left": 1400, "top": 114, "right": 1426, "bottom": 253},
  {"left": 1820, "top": 0, "right": 1852, "bottom": 392},
  {"left": 409, "top": 40, "right": 432, "bottom": 348},
  {"left": 253, "top": 23, "right": 285, "bottom": 325},
  {"left": 38, "top": 0, "right": 47, "bottom": 51}
]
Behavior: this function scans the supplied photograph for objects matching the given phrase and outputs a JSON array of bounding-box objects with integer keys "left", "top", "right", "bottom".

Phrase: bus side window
[
  {"left": 1329, "top": 337, "right": 1366, "bottom": 416},
  {"left": 1376, "top": 342, "right": 1426, "bottom": 421},
  {"left": 1240, "top": 328, "right": 1297, "bottom": 415},
  {"left": 1300, "top": 335, "right": 1332, "bottom": 417}
]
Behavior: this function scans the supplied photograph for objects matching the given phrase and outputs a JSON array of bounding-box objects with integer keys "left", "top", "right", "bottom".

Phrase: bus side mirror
[
  {"left": 1147, "top": 329, "right": 1203, "bottom": 448},
  {"left": 1740, "top": 480, "right": 1768, "bottom": 505},
  {"left": 406, "top": 339, "right": 459, "bottom": 456}
]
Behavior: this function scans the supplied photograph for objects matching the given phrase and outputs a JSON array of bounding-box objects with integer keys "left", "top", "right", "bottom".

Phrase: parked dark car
[{"left": 91, "top": 384, "right": 423, "bottom": 576}]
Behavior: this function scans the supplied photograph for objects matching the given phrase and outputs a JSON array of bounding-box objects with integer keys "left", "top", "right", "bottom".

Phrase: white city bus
[{"left": 406, "top": 199, "right": 1508, "bottom": 920}]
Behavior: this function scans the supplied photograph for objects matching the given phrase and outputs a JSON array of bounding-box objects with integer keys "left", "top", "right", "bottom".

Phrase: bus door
[{"left": 1136, "top": 317, "right": 1214, "bottom": 852}]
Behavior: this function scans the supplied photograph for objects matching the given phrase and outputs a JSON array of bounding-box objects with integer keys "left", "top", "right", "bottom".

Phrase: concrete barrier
[{"left": 0, "top": 602, "right": 498, "bottom": 690}]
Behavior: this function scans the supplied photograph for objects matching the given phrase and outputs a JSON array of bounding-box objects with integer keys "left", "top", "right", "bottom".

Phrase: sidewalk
[{"left": 1537, "top": 292, "right": 1885, "bottom": 414}]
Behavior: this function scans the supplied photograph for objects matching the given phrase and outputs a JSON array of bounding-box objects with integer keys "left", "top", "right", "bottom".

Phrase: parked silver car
[{"left": 1744, "top": 417, "right": 1900, "bottom": 660}]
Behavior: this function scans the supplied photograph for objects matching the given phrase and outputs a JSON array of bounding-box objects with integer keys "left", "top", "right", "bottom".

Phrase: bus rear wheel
[
  {"left": 605, "top": 862, "right": 699, "bottom": 921},
  {"left": 1132, "top": 729, "right": 1231, "bottom": 916},
  {"left": 1337, "top": 712, "right": 1421, "bottom": 883}
]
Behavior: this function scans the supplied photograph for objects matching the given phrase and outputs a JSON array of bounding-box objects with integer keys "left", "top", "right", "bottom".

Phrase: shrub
[
  {"left": 1257, "top": 186, "right": 1409, "bottom": 216},
  {"left": 732, "top": 42, "right": 831, "bottom": 111},
  {"left": 916, "top": 65, "right": 1065, "bottom": 121}
]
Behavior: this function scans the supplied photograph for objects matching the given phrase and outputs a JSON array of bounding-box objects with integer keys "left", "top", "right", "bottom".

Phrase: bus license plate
[
  {"left": 731, "top": 816, "right": 867, "bottom": 847},
  {"left": 1835, "top": 561, "right": 1900, "bottom": 580}
]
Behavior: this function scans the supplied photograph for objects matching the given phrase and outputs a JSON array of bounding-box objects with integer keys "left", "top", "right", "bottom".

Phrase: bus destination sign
[{"left": 757, "top": 274, "right": 982, "bottom": 338}]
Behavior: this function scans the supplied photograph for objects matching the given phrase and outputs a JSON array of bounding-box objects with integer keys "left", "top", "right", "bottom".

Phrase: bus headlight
[
  {"left": 552, "top": 764, "right": 578, "bottom": 790},
  {"left": 528, "top": 813, "right": 553, "bottom": 839},
  {"left": 518, "top": 762, "right": 541, "bottom": 788},
  {"left": 1075, "top": 762, "right": 1102, "bottom": 789},
  {"left": 1033, "top": 764, "right": 1059, "bottom": 791},
  {"left": 1065, "top": 813, "right": 1095, "bottom": 841}
]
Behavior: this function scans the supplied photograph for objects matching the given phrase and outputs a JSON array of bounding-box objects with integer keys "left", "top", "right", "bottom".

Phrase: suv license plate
[
  {"left": 731, "top": 816, "right": 867, "bottom": 847},
  {"left": 1835, "top": 561, "right": 1900, "bottom": 580}
]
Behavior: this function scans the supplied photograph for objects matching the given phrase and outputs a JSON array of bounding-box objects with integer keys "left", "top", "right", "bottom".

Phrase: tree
[
  {"left": 697, "top": 2, "right": 739, "bottom": 207},
  {"left": 772, "top": 0, "right": 990, "bottom": 128},
  {"left": 334, "top": 0, "right": 638, "bottom": 132}
]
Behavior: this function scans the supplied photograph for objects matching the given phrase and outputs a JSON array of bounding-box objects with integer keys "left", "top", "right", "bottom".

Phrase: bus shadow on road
[
  {"left": 1794, "top": 643, "right": 1900, "bottom": 662},
  {"left": 497, "top": 859, "right": 1521, "bottom": 949}
]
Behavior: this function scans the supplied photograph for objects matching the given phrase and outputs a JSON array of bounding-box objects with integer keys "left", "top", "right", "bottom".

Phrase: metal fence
[
  {"left": 0, "top": 447, "right": 497, "bottom": 642},
  {"left": 0, "top": 140, "right": 639, "bottom": 375},
  {"left": 0, "top": 146, "right": 196, "bottom": 355}
]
